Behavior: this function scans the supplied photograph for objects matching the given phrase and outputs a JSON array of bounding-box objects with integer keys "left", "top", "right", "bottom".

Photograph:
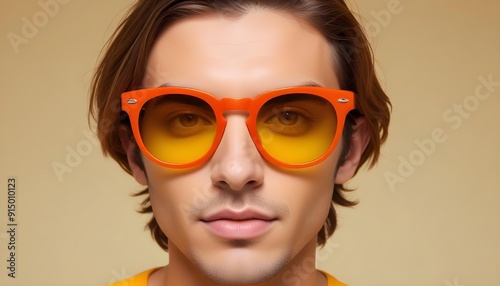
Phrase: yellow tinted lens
[
  {"left": 257, "top": 94, "right": 337, "bottom": 164},
  {"left": 139, "top": 95, "right": 217, "bottom": 165}
]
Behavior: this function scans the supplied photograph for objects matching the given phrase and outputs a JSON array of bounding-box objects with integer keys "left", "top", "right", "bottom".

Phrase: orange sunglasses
[{"left": 121, "top": 86, "right": 355, "bottom": 169}]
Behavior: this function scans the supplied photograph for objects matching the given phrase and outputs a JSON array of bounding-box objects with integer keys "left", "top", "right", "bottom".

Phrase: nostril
[
  {"left": 214, "top": 179, "right": 261, "bottom": 192},
  {"left": 215, "top": 181, "right": 230, "bottom": 190},
  {"left": 246, "top": 180, "right": 258, "bottom": 187}
]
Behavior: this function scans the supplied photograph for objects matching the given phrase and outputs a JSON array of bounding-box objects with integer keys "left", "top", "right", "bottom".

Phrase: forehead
[{"left": 144, "top": 9, "right": 339, "bottom": 96}]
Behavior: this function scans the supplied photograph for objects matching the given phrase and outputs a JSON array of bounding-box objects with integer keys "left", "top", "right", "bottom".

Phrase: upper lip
[{"left": 201, "top": 209, "right": 276, "bottom": 222}]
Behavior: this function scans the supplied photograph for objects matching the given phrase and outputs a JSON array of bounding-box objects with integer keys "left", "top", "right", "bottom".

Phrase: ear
[
  {"left": 119, "top": 125, "right": 148, "bottom": 185},
  {"left": 334, "top": 117, "right": 370, "bottom": 184}
]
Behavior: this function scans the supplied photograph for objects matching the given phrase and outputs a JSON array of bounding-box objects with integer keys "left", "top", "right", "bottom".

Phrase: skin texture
[{"left": 122, "top": 9, "right": 369, "bottom": 286}]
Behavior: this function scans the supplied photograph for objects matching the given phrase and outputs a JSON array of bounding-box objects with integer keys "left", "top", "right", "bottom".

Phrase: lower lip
[{"left": 202, "top": 219, "right": 275, "bottom": 240}]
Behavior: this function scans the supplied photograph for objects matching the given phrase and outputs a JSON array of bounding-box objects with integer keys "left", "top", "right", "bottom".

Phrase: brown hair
[{"left": 89, "top": 0, "right": 391, "bottom": 251}]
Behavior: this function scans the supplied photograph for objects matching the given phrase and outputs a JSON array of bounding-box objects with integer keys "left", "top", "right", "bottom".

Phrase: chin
[{"left": 191, "top": 247, "right": 292, "bottom": 284}]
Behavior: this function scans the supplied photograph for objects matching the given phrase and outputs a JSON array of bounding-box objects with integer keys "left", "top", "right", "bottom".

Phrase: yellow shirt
[{"left": 107, "top": 268, "right": 347, "bottom": 286}]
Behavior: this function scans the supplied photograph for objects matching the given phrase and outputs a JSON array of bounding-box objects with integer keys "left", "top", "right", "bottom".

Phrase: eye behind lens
[
  {"left": 138, "top": 94, "right": 218, "bottom": 165},
  {"left": 256, "top": 93, "right": 338, "bottom": 165}
]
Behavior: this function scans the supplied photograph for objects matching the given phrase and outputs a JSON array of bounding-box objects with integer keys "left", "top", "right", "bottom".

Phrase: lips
[
  {"left": 200, "top": 209, "right": 276, "bottom": 240},
  {"left": 202, "top": 209, "right": 275, "bottom": 222}
]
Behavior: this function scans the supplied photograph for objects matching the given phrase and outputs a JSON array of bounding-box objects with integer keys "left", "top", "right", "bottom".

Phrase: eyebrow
[
  {"left": 299, "top": 81, "right": 323, "bottom": 88},
  {"left": 157, "top": 81, "right": 324, "bottom": 89},
  {"left": 158, "top": 82, "right": 173, "bottom": 88}
]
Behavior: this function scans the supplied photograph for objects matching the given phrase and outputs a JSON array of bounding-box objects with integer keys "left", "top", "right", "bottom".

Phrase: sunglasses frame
[{"left": 121, "top": 86, "right": 355, "bottom": 169}]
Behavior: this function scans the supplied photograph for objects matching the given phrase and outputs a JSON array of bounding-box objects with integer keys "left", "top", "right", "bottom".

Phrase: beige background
[{"left": 1, "top": 0, "right": 499, "bottom": 285}]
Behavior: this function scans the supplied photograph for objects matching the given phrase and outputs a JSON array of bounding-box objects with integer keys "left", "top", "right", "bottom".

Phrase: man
[{"left": 89, "top": 0, "right": 391, "bottom": 285}]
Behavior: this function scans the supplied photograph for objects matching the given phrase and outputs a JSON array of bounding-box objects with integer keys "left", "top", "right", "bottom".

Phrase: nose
[{"left": 210, "top": 114, "right": 264, "bottom": 192}]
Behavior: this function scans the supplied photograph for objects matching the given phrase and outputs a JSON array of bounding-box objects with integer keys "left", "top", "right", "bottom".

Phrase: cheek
[
  {"left": 292, "top": 176, "right": 333, "bottom": 229},
  {"left": 265, "top": 161, "right": 335, "bottom": 238},
  {"left": 144, "top": 161, "right": 206, "bottom": 239},
  {"left": 282, "top": 153, "right": 338, "bottom": 240},
  {"left": 148, "top": 183, "right": 185, "bottom": 238},
  {"left": 264, "top": 172, "right": 333, "bottom": 254}
]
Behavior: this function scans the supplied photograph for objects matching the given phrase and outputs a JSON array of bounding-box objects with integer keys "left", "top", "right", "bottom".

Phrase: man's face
[{"left": 132, "top": 9, "right": 345, "bottom": 284}]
